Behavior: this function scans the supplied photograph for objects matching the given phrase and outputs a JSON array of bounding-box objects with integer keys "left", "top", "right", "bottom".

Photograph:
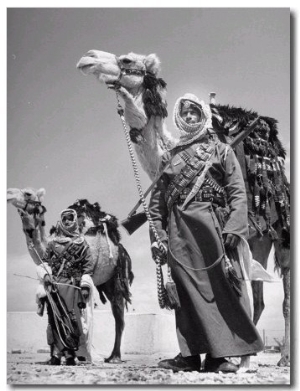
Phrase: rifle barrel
[{"left": 230, "top": 116, "right": 260, "bottom": 149}]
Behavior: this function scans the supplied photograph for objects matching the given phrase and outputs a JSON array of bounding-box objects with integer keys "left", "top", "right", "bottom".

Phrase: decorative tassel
[
  {"left": 103, "top": 222, "right": 113, "bottom": 260},
  {"left": 165, "top": 267, "right": 181, "bottom": 310},
  {"left": 254, "top": 181, "right": 260, "bottom": 209},
  {"left": 155, "top": 261, "right": 180, "bottom": 310},
  {"left": 156, "top": 262, "right": 171, "bottom": 310},
  {"left": 249, "top": 157, "right": 256, "bottom": 175},
  {"left": 142, "top": 73, "right": 168, "bottom": 119},
  {"left": 264, "top": 199, "right": 278, "bottom": 242},
  {"left": 114, "top": 273, "right": 132, "bottom": 309},
  {"left": 262, "top": 158, "right": 269, "bottom": 189},
  {"left": 144, "top": 89, "right": 154, "bottom": 102},
  {"left": 282, "top": 228, "right": 290, "bottom": 249},
  {"left": 165, "top": 281, "right": 181, "bottom": 310},
  {"left": 268, "top": 225, "right": 279, "bottom": 241},
  {"left": 224, "top": 256, "right": 242, "bottom": 297},
  {"left": 129, "top": 128, "right": 144, "bottom": 144}
]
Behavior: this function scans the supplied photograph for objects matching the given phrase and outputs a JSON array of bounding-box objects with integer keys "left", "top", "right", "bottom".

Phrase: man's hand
[
  {"left": 43, "top": 274, "right": 52, "bottom": 292},
  {"left": 151, "top": 242, "right": 168, "bottom": 265},
  {"left": 81, "top": 287, "right": 90, "bottom": 301},
  {"left": 223, "top": 233, "right": 240, "bottom": 250}
]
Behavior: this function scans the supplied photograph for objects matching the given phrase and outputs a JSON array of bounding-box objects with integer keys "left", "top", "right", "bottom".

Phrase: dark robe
[
  {"left": 149, "top": 137, "right": 264, "bottom": 358},
  {"left": 43, "top": 235, "right": 95, "bottom": 358}
]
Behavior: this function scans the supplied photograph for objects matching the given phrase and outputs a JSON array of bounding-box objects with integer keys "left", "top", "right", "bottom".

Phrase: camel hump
[{"left": 68, "top": 199, "right": 121, "bottom": 244}]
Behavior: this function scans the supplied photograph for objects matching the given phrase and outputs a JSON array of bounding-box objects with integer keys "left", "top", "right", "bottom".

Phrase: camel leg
[
  {"left": 276, "top": 267, "right": 290, "bottom": 367},
  {"left": 105, "top": 294, "right": 125, "bottom": 363},
  {"left": 273, "top": 230, "right": 290, "bottom": 367},
  {"left": 98, "top": 279, "right": 125, "bottom": 364},
  {"left": 248, "top": 233, "right": 273, "bottom": 325}
]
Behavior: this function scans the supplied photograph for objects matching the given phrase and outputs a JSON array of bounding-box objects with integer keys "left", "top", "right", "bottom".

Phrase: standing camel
[
  {"left": 77, "top": 49, "right": 290, "bottom": 366},
  {"left": 7, "top": 187, "right": 134, "bottom": 364}
]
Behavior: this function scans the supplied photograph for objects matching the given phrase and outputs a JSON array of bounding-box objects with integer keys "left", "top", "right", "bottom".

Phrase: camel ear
[
  {"left": 37, "top": 188, "right": 46, "bottom": 202},
  {"left": 144, "top": 54, "right": 161, "bottom": 76}
]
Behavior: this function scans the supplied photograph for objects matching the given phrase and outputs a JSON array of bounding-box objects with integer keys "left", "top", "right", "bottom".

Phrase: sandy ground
[{"left": 7, "top": 351, "right": 290, "bottom": 386}]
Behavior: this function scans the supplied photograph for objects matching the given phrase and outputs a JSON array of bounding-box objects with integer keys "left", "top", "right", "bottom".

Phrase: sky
[{"left": 5, "top": 7, "right": 291, "bottom": 343}]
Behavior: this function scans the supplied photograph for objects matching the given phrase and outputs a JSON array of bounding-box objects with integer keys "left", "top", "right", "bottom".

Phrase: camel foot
[
  {"left": 277, "top": 354, "right": 290, "bottom": 367},
  {"left": 104, "top": 356, "right": 122, "bottom": 364}
]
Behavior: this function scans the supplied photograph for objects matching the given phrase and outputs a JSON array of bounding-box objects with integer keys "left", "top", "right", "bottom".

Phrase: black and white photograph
[{"left": 5, "top": 5, "right": 291, "bottom": 387}]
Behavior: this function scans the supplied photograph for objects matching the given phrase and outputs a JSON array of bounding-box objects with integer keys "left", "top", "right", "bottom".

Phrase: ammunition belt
[
  {"left": 176, "top": 186, "right": 226, "bottom": 207},
  {"left": 204, "top": 173, "right": 225, "bottom": 195},
  {"left": 166, "top": 143, "right": 215, "bottom": 209},
  {"left": 57, "top": 269, "right": 82, "bottom": 280},
  {"left": 51, "top": 258, "right": 83, "bottom": 277},
  {"left": 50, "top": 244, "right": 86, "bottom": 279}
]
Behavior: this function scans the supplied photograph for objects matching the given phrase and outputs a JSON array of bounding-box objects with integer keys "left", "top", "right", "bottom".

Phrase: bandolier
[
  {"left": 165, "top": 141, "right": 225, "bottom": 211},
  {"left": 49, "top": 239, "right": 89, "bottom": 282}
]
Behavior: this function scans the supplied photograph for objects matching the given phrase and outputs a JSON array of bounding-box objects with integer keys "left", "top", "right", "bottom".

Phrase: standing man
[
  {"left": 38, "top": 209, "right": 95, "bottom": 365},
  {"left": 149, "top": 93, "right": 264, "bottom": 373}
]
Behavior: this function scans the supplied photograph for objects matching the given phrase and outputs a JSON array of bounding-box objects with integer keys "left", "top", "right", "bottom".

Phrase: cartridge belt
[
  {"left": 166, "top": 143, "right": 215, "bottom": 209},
  {"left": 176, "top": 186, "right": 226, "bottom": 207}
]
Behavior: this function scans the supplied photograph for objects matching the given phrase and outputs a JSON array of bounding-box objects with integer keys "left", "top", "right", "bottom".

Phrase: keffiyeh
[
  {"left": 173, "top": 93, "right": 213, "bottom": 146},
  {"left": 55, "top": 209, "right": 81, "bottom": 241}
]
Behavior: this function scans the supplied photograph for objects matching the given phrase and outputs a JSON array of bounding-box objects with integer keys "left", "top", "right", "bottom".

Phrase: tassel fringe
[
  {"left": 165, "top": 281, "right": 181, "bottom": 310},
  {"left": 224, "top": 256, "right": 242, "bottom": 297}
]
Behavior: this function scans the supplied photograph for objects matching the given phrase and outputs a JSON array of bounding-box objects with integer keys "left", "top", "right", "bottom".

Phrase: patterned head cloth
[
  {"left": 56, "top": 209, "right": 80, "bottom": 238},
  {"left": 173, "top": 93, "right": 212, "bottom": 146}
]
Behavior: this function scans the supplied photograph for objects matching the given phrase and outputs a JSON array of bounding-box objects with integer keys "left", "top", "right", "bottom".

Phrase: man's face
[
  {"left": 62, "top": 213, "right": 74, "bottom": 228},
  {"left": 180, "top": 105, "right": 201, "bottom": 124}
]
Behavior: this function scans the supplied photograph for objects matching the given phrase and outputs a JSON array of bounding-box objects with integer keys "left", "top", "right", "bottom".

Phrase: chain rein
[{"left": 115, "top": 92, "right": 170, "bottom": 309}]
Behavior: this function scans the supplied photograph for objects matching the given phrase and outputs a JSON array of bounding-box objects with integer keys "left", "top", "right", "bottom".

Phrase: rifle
[{"left": 121, "top": 116, "right": 260, "bottom": 235}]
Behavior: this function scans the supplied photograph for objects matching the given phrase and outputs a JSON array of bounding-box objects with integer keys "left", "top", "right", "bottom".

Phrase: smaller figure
[{"left": 38, "top": 209, "right": 95, "bottom": 365}]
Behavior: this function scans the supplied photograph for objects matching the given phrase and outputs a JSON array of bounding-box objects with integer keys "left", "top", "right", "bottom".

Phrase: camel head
[
  {"left": 7, "top": 187, "right": 47, "bottom": 238},
  {"left": 77, "top": 50, "right": 162, "bottom": 93},
  {"left": 7, "top": 187, "right": 45, "bottom": 210}
]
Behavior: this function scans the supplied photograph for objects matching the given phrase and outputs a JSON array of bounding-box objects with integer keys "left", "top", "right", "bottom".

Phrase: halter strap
[
  {"left": 23, "top": 199, "right": 42, "bottom": 212},
  {"left": 115, "top": 56, "right": 146, "bottom": 84}
]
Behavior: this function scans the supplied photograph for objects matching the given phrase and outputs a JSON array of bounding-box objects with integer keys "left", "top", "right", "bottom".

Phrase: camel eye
[{"left": 121, "top": 58, "right": 132, "bottom": 64}]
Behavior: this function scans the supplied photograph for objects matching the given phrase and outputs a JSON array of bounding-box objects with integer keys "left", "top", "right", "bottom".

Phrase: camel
[
  {"left": 7, "top": 187, "right": 134, "bottom": 364},
  {"left": 76, "top": 50, "right": 290, "bottom": 367}
]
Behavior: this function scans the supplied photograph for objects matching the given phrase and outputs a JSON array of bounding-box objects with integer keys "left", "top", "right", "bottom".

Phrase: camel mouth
[
  {"left": 77, "top": 63, "right": 95, "bottom": 75},
  {"left": 121, "top": 68, "right": 145, "bottom": 77}
]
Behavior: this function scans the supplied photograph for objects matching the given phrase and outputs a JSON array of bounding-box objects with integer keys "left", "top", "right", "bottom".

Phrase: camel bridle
[
  {"left": 115, "top": 56, "right": 147, "bottom": 83},
  {"left": 17, "top": 198, "right": 46, "bottom": 234}
]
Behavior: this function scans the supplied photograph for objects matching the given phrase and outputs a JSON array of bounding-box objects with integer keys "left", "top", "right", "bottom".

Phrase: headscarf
[
  {"left": 55, "top": 209, "right": 80, "bottom": 241},
  {"left": 173, "top": 93, "right": 213, "bottom": 147}
]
